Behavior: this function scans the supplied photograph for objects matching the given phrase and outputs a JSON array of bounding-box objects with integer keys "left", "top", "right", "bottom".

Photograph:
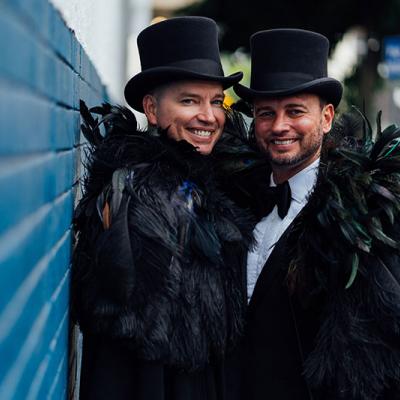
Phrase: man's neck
[{"left": 272, "top": 155, "right": 320, "bottom": 184}]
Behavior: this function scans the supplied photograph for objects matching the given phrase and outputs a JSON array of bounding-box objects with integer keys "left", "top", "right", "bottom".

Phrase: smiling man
[
  {"left": 252, "top": 93, "right": 334, "bottom": 182},
  {"left": 72, "top": 17, "right": 254, "bottom": 400},
  {"left": 233, "top": 28, "right": 400, "bottom": 400},
  {"left": 143, "top": 80, "right": 226, "bottom": 155}
]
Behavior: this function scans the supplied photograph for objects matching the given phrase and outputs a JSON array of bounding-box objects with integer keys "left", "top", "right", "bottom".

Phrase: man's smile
[
  {"left": 187, "top": 128, "right": 215, "bottom": 138},
  {"left": 271, "top": 138, "right": 297, "bottom": 145}
]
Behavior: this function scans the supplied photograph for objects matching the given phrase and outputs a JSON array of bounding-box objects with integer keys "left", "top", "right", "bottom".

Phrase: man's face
[
  {"left": 143, "top": 81, "right": 226, "bottom": 155},
  {"left": 253, "top": 93, "right": 334, "bottom": 180}
]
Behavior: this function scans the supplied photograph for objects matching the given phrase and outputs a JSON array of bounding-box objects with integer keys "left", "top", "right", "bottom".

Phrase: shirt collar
[{"left": 270, "top": 158, "right": 319, "bottom": 204}]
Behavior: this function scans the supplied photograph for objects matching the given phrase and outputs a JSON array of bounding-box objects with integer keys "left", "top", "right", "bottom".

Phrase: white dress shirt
[{"left": 247, "top": 159, "right": 320, "bottom": 301}]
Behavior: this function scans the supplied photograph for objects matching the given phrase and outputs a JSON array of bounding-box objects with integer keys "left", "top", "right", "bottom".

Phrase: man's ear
[
  {"left": 142, "top": 94, "right": 158, "bottom": 125},
  {"left": 322, "top": 104, "right": 335, "bottom": 134}
]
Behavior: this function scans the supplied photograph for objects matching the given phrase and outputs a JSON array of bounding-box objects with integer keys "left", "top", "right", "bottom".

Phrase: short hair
[
  {"left": 146, "top": 82, "right": 173, "bottom": 102},
  {"left": 318, "top": 96, "right": 328, "bottom": 109}
]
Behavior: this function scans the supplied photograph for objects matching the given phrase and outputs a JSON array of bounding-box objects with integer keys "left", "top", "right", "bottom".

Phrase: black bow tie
[{"left": 256, "top": 180, "right": 292, "bottom": 219}]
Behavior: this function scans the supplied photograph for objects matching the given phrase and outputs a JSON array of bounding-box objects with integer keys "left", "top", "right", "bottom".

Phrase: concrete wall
[
  {"left": 0, "top": 0, "right": 106, "bottom": 399},
  {"left": 50, "top": 0, "right": 131, "bottom": 103},
  {"left": 50, "top": 0, "right": 152, "bottom": 127}
]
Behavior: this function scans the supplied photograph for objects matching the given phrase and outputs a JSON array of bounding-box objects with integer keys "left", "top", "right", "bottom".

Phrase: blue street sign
[{"left": 384, "top": 36, "right": 400, "bottom": 80}]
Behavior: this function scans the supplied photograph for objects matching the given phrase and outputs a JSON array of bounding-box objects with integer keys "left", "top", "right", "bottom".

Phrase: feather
[
  {"left": 72, "top": 101, "right": 255, "bottom": 371},
  {"left": 345, "top": 253, "right": 359, "bottom": 289},
  {"left": 285, "top": 109, "right": 400, "bottom": 399},
  {"left": 110, "top": 168, "right": 129, "bottom": 219},
  {"left": 371, "top": 124, "right": 400, "bottom": 161},
  {"left": 79, "top": 100, "right": 104, "bottom": 146}
]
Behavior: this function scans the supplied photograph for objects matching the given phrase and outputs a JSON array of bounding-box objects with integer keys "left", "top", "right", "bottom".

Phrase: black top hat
[
  {"left": 234, "top": 29, "right": 343, "bottom": 107},
  {"left": 124, "top": 17, "right": 243, "bottom": 112}
]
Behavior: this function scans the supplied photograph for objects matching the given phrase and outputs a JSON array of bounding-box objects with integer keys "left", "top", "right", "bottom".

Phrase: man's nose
[
  {"left": 271, "top": 112, "right": 289, "bottom": 133},
  {"left": 197, "top": 104, "right": 217, "bottom": 123}
]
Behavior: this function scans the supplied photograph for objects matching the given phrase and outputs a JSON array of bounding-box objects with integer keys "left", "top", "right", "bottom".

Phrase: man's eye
[
  {"left": 181, "top": 98, "right": 195, "bottom": 105},
  {"left": 212, "top": 99, "right": 224, "bottom": 107},
  {"left": 256, "top": 111, "right": 274, "bottom": 118},
  {"left": 288, "top": 109, "right": 304, "bottom": 116}
]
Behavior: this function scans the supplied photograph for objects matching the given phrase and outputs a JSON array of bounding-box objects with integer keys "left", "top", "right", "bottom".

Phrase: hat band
[
  {"left": 251, "top": 71, "right": 320, "bottom": 91},
  {"left": 162, "top": 58, "right": 225, "bottom": 77}
]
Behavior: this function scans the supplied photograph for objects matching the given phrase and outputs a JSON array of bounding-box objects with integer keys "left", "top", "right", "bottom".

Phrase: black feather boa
[
  {"left": 72, "top": 102, "right": 255, "bottom": 371},
  {"left": 285, "top": 112, "right": 400, "bottom": 399}
]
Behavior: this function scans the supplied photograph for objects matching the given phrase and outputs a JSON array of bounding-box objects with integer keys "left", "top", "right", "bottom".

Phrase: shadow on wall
[{"left": 0, "top": 1, "right": 106, "bottom": 399}]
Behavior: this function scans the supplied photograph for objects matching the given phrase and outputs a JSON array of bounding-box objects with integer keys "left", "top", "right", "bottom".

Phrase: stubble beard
[{"left": 265, "top": 123, "right": 325, "bottom": 169}]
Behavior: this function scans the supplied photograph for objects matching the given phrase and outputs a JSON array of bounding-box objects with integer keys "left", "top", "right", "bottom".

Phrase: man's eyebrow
[
  {"left": 177, "top": 92, "right": 225, "bottom": 98},
  {"left": 214, "top": 92, "right": 225, "bottom": 98},
  {"left": 285, "top": 103, "right": 307, "bottom": 108},
  {"left": 254, "top": 105, "right": 273, "bottom": 112},
  {"left": 178, "top": 92, "right": 200, "bottom": 98}
]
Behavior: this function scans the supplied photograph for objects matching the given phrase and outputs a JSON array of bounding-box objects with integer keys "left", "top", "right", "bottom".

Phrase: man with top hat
[
  {"left": 72, "top": 16, "right": 254, "bottom": 400},
  {"left": 231, "top": 29, "right": 400, "bottom": 399}
]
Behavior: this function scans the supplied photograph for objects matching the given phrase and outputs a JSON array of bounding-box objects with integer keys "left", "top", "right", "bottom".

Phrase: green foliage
[
  {"left": 177, "top": 0, "right": 400, "bottom": 116},
  {"left": 178, "top": 0, "right": 400, "bottom": 51},
  {"left": 221, "top": 51, "right": 251, "bottom": 102}
]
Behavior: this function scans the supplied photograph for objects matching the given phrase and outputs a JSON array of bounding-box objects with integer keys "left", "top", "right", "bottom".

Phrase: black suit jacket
[
  {"left": 237, "top": 204, "right": 400, "bottom": 400},
  {"left": 241, "top": 226, "right": 321, "bottom": 400}
]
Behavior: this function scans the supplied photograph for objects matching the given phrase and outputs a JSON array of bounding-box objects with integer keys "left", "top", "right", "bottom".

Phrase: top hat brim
[
  {"left": 125, "top": 68, "right": 243, "bottom": 112},
  {"left": 234, "top": 78, "right": 343, "bottom": 108}
]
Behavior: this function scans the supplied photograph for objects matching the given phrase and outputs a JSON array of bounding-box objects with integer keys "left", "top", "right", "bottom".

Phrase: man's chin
[
  {"left": 193, "top": 138, "right": 220, "bottom": 155},
  {"left": 268, "top": 151, "right": 321, "bottom": 176},
  {"left": 268, "top": 155, "right": 300, "bottom": 168},
  {"left": 196, "top": 146, "right": 213, "bottom": 155}
]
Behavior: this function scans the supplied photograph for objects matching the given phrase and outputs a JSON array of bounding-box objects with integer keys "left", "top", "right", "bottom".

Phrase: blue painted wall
[{"left": 0, "top": 1, "right": 106, "bottom": 399}]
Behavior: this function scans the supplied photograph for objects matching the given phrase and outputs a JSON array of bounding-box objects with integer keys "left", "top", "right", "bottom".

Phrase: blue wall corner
[{"left": 0, "top": 1, "right": 107, "bottom": 399}]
